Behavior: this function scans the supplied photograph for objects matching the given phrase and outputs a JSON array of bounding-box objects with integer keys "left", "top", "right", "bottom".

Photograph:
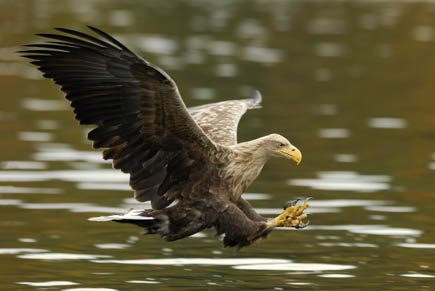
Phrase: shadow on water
[{"left": 1, "top": 0, "right": 435, "bottom": 290}]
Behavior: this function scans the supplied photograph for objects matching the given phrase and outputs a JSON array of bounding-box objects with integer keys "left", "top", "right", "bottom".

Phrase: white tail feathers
[{"left": 89, "top": 209, "right": 154, "bottom": 222}]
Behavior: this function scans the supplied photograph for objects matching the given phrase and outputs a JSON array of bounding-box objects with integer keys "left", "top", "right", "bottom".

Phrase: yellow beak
[{"left": 278, "top": 145, "right": 302, "bottom": 165}]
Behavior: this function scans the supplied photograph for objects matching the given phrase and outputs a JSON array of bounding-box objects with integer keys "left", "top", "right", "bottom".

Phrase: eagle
[{"left": 21, "top": 26, "right": 309, "bottom": 248}]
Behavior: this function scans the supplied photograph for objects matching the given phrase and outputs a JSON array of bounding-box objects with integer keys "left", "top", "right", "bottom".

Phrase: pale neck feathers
[{"left": 225, "top": 136, "right": 275, "bottom": 200}]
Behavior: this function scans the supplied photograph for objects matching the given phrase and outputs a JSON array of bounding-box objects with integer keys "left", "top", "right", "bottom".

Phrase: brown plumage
[{"left": 20, "top": 26, "right": 308, "bottom": 248}]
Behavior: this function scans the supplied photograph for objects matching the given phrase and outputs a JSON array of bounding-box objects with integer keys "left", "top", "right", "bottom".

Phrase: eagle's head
[{"left": 263, "top": 134, "right": 302, "bottom": 165}]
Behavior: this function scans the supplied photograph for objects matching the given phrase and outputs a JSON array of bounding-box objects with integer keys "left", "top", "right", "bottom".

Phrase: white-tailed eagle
[{"left": 21, "top": 27, "right": 309, "bottom": 248}]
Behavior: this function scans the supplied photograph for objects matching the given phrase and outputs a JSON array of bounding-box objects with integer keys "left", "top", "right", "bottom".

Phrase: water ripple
[
  {"left": 18, "top": 253, "right": 112, "bottom": 260},
  {"left": 334, "top": 154, "right": 358, "bottom": 163},
  {"left": 77, "top": 183, "right": 130, "bottom": 191},
  {"left": 242, "top": 46, "right": 283, "bottom": 63},
  {"left": 396, "top": 243, "right": 435, "bottom": 249},
  {"left": 318, "top": 128, "right": 350, "bottom": 138},
  {"left": 233, "top": 263, "right": 356, "bottom": 271},
  {"left": 94, "top": 244, "right": 130, "bottom": 250},
  {"left": 18, "top": 238, "right": 37, "bottom": 243},
  {"left": 17, "top": 281, "right": 79, "bottom": 287},
  {"left": 126, "top": 280, "right": 160, "bottom": 284},
  {"left": 255, "top": 207, "right": 340, "bottom": 215},
  {"left": 33, "top": 149, "right": 105, "bottom": 163},
  {"left": 92, "top": 258, "right": 290, "bottom": 266},
  {"left": 0, "top": 248, "right": 48, "bottom": 254},
  {"left": 368, "top": 117, "right": 407, "bottom": 129},
  {"left": 0, "top": 170, "right": 128, "bottom": 182},
  {"left": 412, "top": 26, "right": 434, "bottom": 42},
  {"left": 400, "top": 273, "right": 435, "bottom": 278},
  {"left": 19, "top": 202, "right": 126, "bottom": 214},
  {"left": 314, "top": 42, "right": 346, "bottom": 57},
  {"left": 349, "top": 227, "right": 422, "bottom": 236},
  {"left": 318, "top": 242, "right": 378, "bottom": 248},
  {"left": 21, "top": 98, "right": 68, "bottom": 111},
  {"left": 0, "top": 185, "right": 61, "bottom": 194},
  {"left": 1, "top": 161, "right": 47, "bottom": 170},
  {"left": 365, "top": 206, "right": 416, "bottom": 213},
  {"left": 288, "top": 171, "right": 391, "bottom": 192},
  {"left": 17, "top": 131, "right": 53, "bottom": 142},
  {"left": 0, "top": 199, "right": 22, "bottom": 205},
  {"left": 134, "top": 34, "right": 178, "bottom": 55},
  {"left": 308, "top": 199, "right": 390, "bottom": 207},
  {"left": 318, "top": 274, "right": 355, "bottom": 278},
  {"left": 307, "top": 225, "right": 422, "bottom": 236}
]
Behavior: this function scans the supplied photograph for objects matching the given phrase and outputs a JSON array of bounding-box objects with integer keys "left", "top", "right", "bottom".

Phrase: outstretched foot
[{"left": 267, "top": 198, "right": 310, "bottom": 229}]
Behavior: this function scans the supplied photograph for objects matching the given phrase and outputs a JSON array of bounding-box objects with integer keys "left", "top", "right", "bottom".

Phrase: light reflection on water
[
  {"left": 0, "top": 170, "right": 128, "bottom": 182},
  {"left": 288, "top": 171, "right": 391, "bottom": 192},
  {"left": 18, "top": 238, "right": 37, "bottom": 243},
  {"left": 62, "top": 288, "right": 118, "bottom": 291},
  {"left": 1, "top": 161, "right": 47, "bottom": 170},
  {"left": 317, "top": 242, "right": 377, "bottom": 248},
  {"left": 334, "top": 154, "right": 358, "bottom": 163},
  {"left": 368, "top": 117, "right": 407, "bottom": 129},
  {"left": 126, "top": 280, "right": 160, "bottom": 284},
  {"left": 94, "top": 243, "right": 130, "bottom": 250},
  {"left": 0, "top": 248, "right": 48, "bottom": 254},
  {"left": 18, "top": 253, "right": 112, "bottom": 260},
  {"left": 0, "top": 185, "right": 60, "bottom": 194},
  {"left": 365, "top": 206, "right": 416, "bottom": 212},
  {"left": 28, "top": 203, "right": 128, "bottom": 214},
  {"left": 33, "top": 148, "right": 105, "bottom": 163},
  {"left": 307, "top": 225, "right": 422, "bottom": 237},
  {"left": 318, "top": 128, "right": 351, "bottom": 139},
  {"left": 17, "top": 281, "right": 79, "bottom": 287},
  {"left": 21, "top": 97, "right": 68, "bottom": 111},
  {"left": 130, "top": 34, "right": 178, "bottom": 55},
  {"left": 396, "top": 243, "right": 435, "bottom": 249},
  {"left": 92, "top": 257, "right": 356, "bottom": 272},
  {"left": 318, "top": 274, "right": 355, "bottom": 278},
  {"left": 17, "top": 131, "right": 53, "bottom": 142},
  {"left": 233, "top": 263, "right": 356, "bottom": 271},
  {"left": 400, "top": 273, "right": 435, "bottom": 278},
  {"left": 92, "top": 258, "right": 290, "bottom": 266}
]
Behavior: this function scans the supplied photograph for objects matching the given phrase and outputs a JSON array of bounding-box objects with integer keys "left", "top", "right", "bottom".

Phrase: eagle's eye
[{"left": 279, "top": 143, "right": 285, "bottom": 147}]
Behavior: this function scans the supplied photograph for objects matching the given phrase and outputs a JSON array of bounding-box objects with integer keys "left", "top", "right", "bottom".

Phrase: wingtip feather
[{"left": 252, "top": 90, "right": 262, "bottom": 105}]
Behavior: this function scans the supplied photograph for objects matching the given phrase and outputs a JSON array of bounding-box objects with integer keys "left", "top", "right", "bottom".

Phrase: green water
[{"left": 0, "top": 0, "right": 434, "bottom": 290}]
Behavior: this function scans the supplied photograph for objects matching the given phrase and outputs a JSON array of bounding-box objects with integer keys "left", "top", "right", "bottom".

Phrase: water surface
[{"left": 1, "top": 0, "right": 434, "bottom": 290}]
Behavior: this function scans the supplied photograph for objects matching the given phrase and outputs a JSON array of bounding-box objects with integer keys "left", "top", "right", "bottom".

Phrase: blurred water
[{"left": 1, "top": 0, "right": 435, "bottom": 290}]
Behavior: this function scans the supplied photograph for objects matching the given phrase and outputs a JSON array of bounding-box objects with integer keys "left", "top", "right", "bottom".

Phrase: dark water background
[{"left": 1, "top": 0, "right": 434, "bottom": 290}]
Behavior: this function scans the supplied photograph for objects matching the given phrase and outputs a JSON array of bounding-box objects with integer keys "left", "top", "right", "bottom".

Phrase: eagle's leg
[
  {"left": 237, "top": 198, "right": 267, "bottom": 222},
  {"left": 267, "top": 199, "right": 310, "bottom": 229},
  {"left": 215, "top": 202, "right": 273, "bottom": 248}
]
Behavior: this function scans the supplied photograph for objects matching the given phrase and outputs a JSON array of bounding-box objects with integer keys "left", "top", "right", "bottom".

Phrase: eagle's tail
[
  {"left": 89, "top": 209, "right": 160, "bottom": 229},
  {"left": 89, "top": 206, "right": 210, "bottom": 241}
]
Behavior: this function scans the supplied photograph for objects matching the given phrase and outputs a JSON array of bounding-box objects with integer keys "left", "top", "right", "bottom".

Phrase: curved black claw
[
  {"left": 283, "top": 199, "right": 300, "bottom": 209},
  {"left": 294, "top": 219, "right": 310, "bottom": 229}
]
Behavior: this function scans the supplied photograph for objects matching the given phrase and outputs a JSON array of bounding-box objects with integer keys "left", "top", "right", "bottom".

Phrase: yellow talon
[
  {"left": 269, "top": 199, "right": 310, "bottom": 229},
  {"left": 297, "top": 213, "right": 308, "bottom": 221}
]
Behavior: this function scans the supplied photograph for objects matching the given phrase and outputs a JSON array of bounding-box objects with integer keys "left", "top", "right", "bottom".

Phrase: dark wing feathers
[{"left": 20, "top": 27, "right": 220, "bottom": 209}]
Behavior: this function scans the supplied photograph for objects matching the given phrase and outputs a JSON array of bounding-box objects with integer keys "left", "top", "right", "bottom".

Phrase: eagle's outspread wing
[
  {"left": 21, "top": 26, "right": 221, "bottom": 209},
  {"left": 188, "top": 91, "right": 262, "bottom": 146}
]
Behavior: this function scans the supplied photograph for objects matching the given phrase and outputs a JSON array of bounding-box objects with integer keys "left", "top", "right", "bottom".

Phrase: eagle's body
[{"left": 21, "top": 27, "right": 308, "bottom": 248}]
